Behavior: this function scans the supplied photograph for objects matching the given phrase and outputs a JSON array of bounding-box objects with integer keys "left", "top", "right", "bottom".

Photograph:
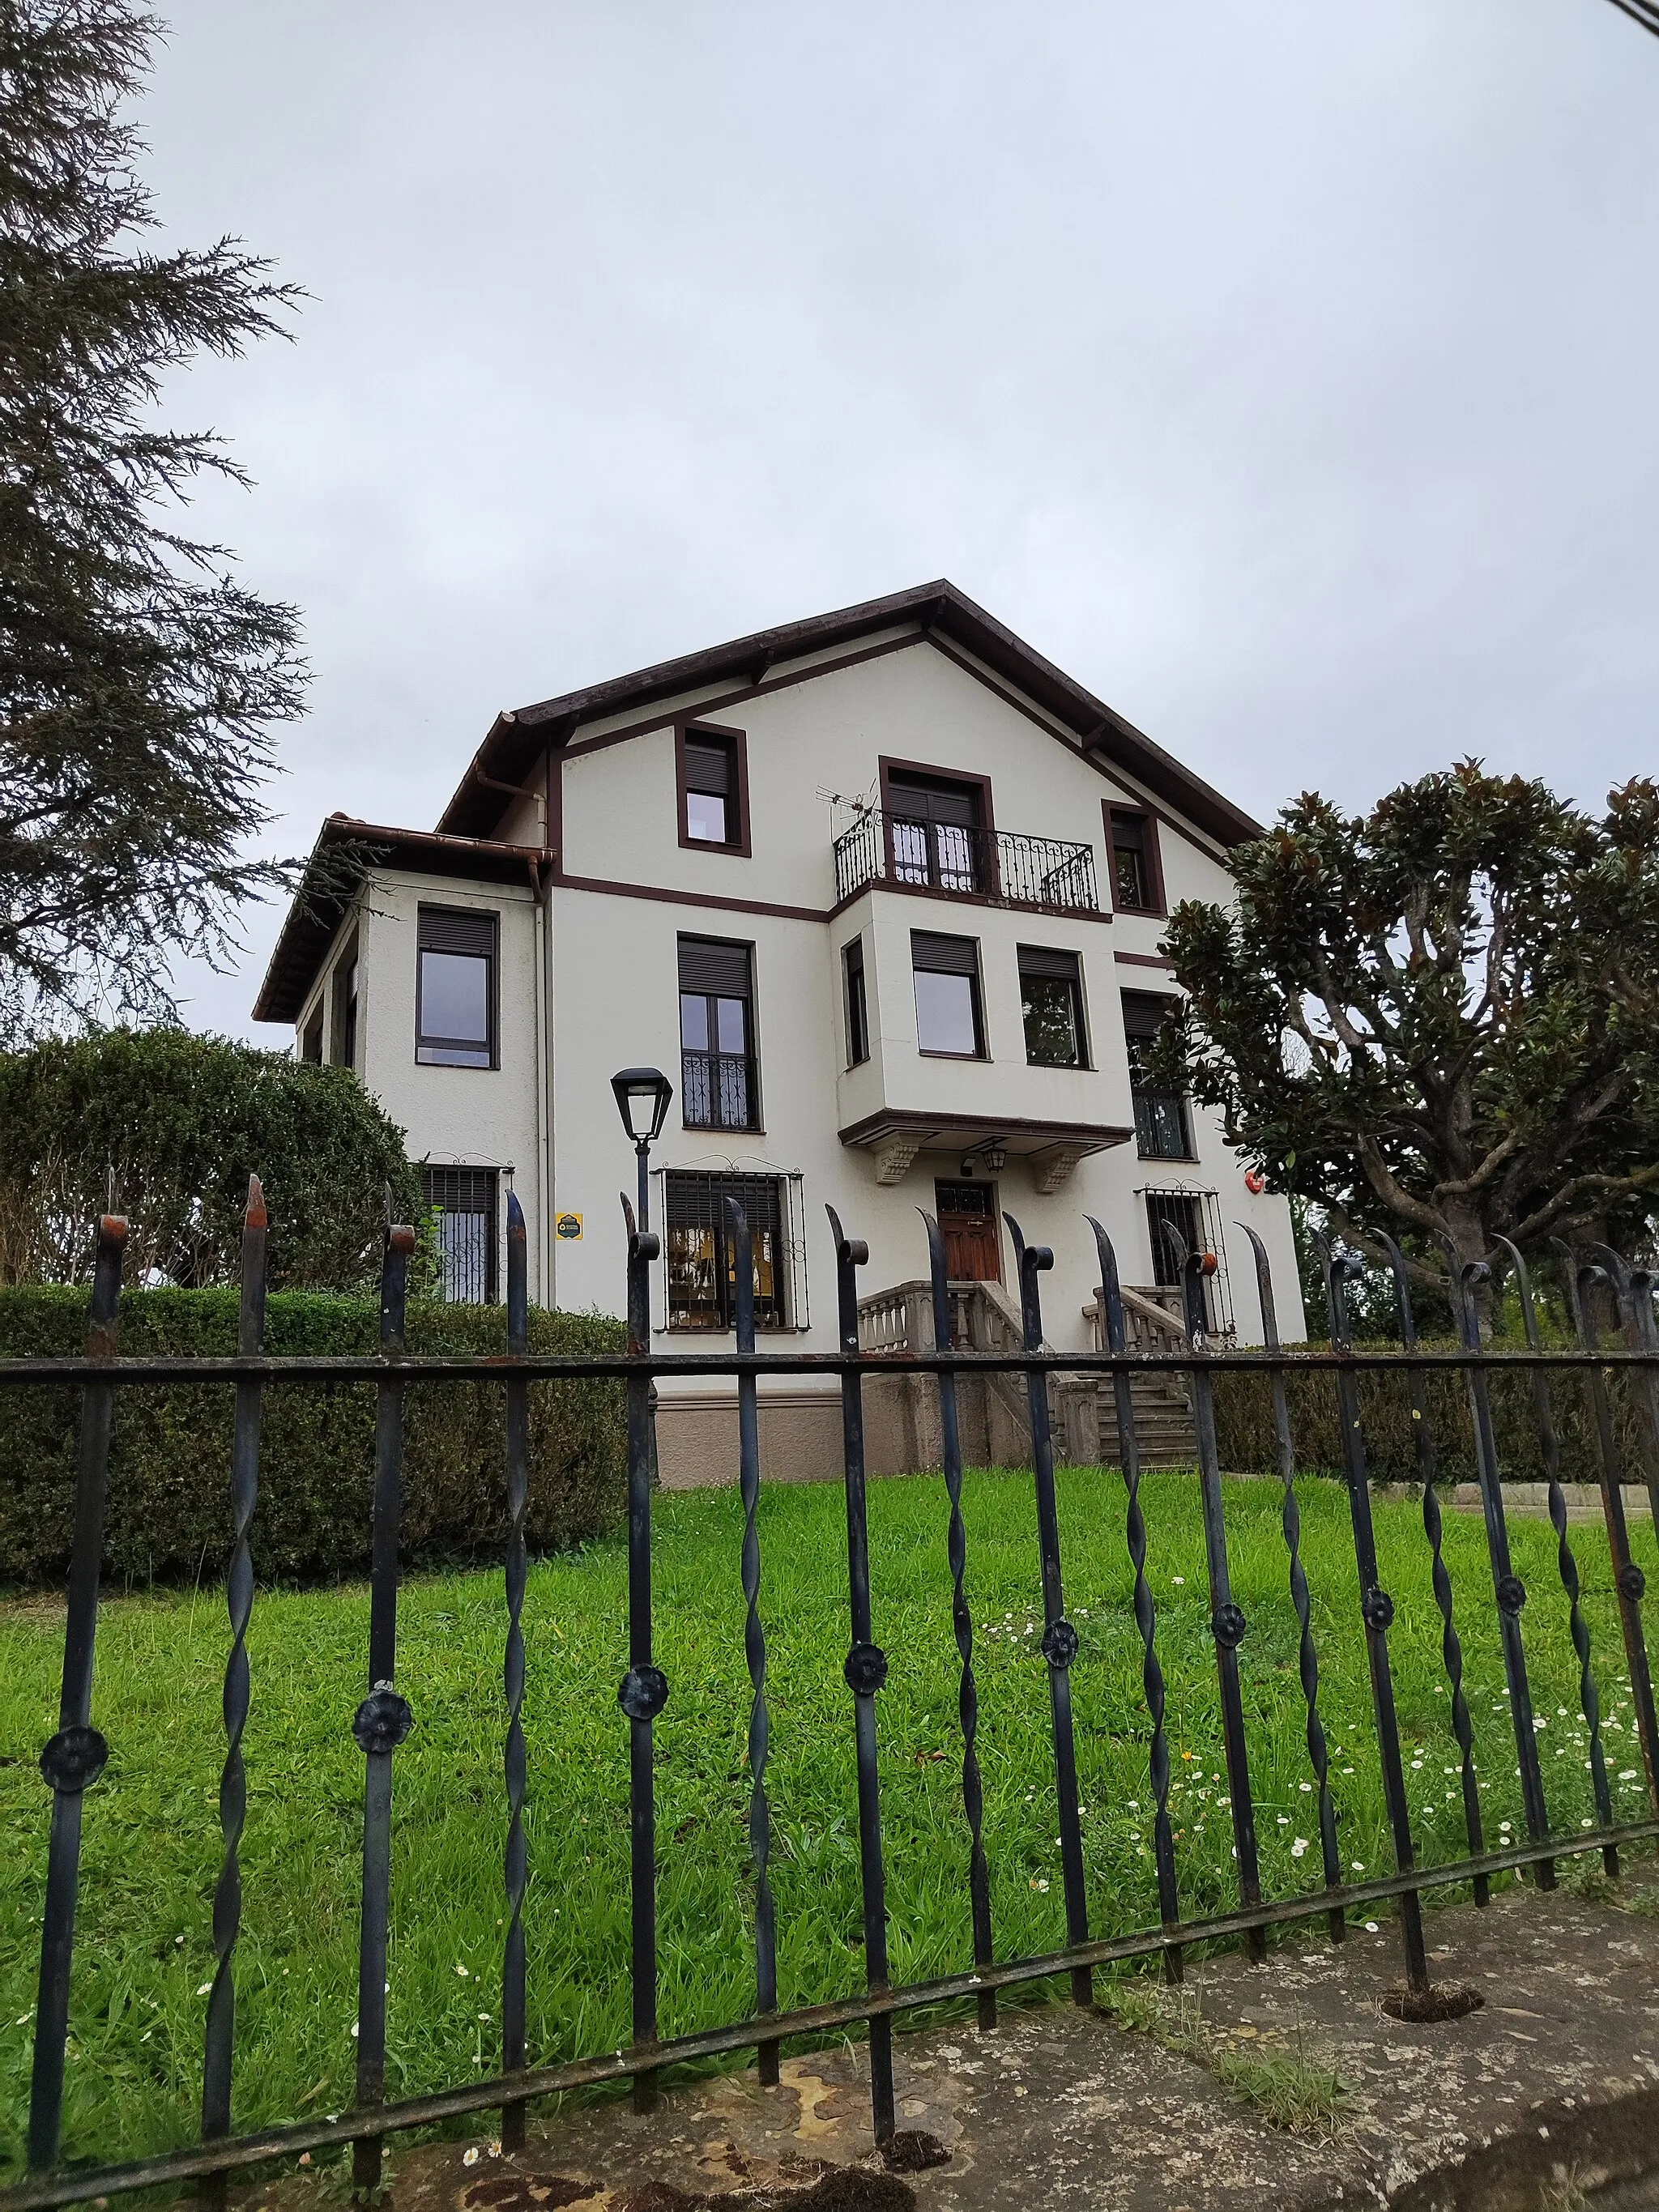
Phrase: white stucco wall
[{"left": 281, "top": 631, "right": 1304, "bottom": 1371}]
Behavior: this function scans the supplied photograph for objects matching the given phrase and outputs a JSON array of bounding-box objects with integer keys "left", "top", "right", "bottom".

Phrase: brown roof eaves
[
  {"left": 434, "top": 580, "right": 1264, "bottom": 849},
  {"left": 250, "top": 816, "right": 544, "bottom": 1025}
]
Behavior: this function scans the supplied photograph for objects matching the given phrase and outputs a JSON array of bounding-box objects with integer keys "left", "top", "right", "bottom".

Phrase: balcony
[{"left": 833, "top": 808, "right": 1099, "bottom": 914}]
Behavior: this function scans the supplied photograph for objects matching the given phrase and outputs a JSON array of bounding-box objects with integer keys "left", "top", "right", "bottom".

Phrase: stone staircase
[{"left": 855, "top": 1276, "right": 1197, "bottom": 1474}]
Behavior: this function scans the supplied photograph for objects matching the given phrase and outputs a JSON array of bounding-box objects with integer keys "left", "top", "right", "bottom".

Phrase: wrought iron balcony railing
[{"left": 832, "top": 809, "right": 1099, "bottom": 913}]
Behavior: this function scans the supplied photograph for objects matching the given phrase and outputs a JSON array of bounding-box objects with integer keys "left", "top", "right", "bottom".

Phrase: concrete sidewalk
[{"left": 265, "top": 1873, "right": 1659, "bottom": 2212}]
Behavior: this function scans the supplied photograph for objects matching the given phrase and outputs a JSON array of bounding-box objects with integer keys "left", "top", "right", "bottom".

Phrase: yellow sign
[{"left": 555, "top": 1213, "right": 583, "bottom": 1241}]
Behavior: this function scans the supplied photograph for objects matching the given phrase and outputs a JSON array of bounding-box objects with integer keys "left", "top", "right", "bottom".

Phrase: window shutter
[
  {"left": 1017, "top": 944, "right": 1080, "bottom": 981},
  {"left": 1109, "top": 808, "right": 1146, "bottom": 852},
  {"left": 677, "top": 936, "right": 752, "bottom": 996},
  {"left": 1121, "top": 990, "right": 1176, "bottom": 1038},
  {"left": 418, "top": 906, "right": 497, "bottom": 956},
  {"left": 910, "top": 930, "right": 979, "bottom": 976},
  {"left": 684, "top": 737, "right": 732, "bottom": 795}
]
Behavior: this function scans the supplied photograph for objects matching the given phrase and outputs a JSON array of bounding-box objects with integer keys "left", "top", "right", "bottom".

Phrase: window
[
  {"left": 1019, "top": 945, "right": 1087, "bottom": 1068},
  {"left": 1146, "top": 1190, "right": 1202, "bottom": 1291},
  {"left": 300, "top": 1004, "right": 323, "bottom": 1063},
  {"left": 842, "top": 937, "right": 870, "bottom": 1068},
  {"left": 1143, "top": 1187, "right": 1234, "bottom": 1335},
  {"left": 665, "top": 1170, "right": 787, "bottom": 1331},
  {"left": 885, "top": 769, "right": 987, "bottom": 893},
  {"left": 911, "top": 930, "right": 984, "bottom": 1057},
  {"left": 679, "top": 936, "right": 759, "bottom": 1129},
  {"left": 330, "top": 934, "right": 359, "bottom": 1069},
  {"left": 424, "top": 1166, "right": 498, "bottom": 1302},
  {"left": 416, "top": 906, "right": 497, "bottom": 1068},
  {"left": 1107, "top": 806, "right": 1164, "bottom": 914},
  {"left": 677, "top": 724, "right": 748, "bottom": 852},
  {"left": 1122, "top": 991, "right": 1192, "bottom": 1159}
]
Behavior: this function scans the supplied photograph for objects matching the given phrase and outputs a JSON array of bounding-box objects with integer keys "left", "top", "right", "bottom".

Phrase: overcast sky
[{"left": 138, "top": 0, "right": 1659, "bottom": 1041}]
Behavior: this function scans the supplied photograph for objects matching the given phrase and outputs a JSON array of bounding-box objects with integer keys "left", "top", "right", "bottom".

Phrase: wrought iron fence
[
  {"left": 831, "top": 810, "right": 1099, "bottom": 913},
  {"left": 5, "top": 1182, "right": 1659, "bottom": 2210}
]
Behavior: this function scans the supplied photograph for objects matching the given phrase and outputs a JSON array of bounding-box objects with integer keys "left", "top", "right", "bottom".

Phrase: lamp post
[
  {"left": 611, "top": 1068, "right": 674, "bottom": 1491},
  {"left": 610, "top": 1067, "right": 674, "bottom": 1234}
]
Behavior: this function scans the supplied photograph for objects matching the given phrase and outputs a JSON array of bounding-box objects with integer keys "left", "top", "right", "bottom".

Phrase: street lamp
[{"left": 611, "top": 1067, "right": 674, "bottom": 1233}]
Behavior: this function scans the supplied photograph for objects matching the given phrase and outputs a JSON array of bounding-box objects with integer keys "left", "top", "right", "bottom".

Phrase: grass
[
  {"left": 1098, "top": 1974, "right": 1350, "bottom": 2133},
  {"left": 1, "top": 1464, "right": 1655, "bottom": 2178}
]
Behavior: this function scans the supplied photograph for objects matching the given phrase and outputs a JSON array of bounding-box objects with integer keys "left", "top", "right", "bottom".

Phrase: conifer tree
[{"left": 0, "top": 0, "right": 306, "bottom": 1036}]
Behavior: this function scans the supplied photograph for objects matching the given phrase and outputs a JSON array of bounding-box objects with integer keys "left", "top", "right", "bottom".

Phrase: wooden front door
[{"left": 935, "top": 1181, "right": 1001, "bottom": 1281}]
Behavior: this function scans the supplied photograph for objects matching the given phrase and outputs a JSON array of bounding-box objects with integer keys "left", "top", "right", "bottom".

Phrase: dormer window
[{"left": 677, "top": 724, "right": 749, "bottom": 853}]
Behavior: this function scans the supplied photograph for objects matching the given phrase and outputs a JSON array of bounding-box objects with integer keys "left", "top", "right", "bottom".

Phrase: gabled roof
[
  {"left": 436, "top": 578, "right": 1261, "bottom": 849},
  {"left": 250, "top": 816, "right": 543, "bottom": 1025}
]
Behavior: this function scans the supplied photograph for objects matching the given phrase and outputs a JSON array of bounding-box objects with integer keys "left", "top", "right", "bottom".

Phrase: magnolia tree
[{"left": 1152, "top": 765, "right": 1659, "bottom": 1303}]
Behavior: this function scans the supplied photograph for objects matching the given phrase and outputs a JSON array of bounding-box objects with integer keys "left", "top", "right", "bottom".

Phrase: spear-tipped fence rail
[{"left": 6, "top": 1187, "right": 1659, "bottom": 2209}]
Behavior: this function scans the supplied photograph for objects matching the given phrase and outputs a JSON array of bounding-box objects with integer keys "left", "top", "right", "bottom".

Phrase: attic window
[
  {"left": 678, "top": 725, "right": 749, "bottom": 853},
  {"left": 1107, "top": 807, "right": 1165, "bottom": 915}
]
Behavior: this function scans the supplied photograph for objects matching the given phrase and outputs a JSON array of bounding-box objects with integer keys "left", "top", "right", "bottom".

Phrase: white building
[{"left": 254, "top": 582, "right": 1302, "bottom": 1479}]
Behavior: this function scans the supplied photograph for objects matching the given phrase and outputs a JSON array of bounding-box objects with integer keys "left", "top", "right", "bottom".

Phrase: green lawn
[{"left": 2, "top": 1465, "right": 1654, "bottom": 2177}]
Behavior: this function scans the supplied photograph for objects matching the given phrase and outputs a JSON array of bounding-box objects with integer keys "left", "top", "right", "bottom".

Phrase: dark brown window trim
[
  {"left": 1115, "top": 948, "right": 1176, "bottom": 970},
  {"left": 917, "top": 1047, "right": 990, "bottom": 1062},
  {"left": 879, "top": 752, "right": 996, "bottom": 837},
  {"left": 675, "top": 719, "right": 753, "bottom": 857},
  {"left": 415, "top": 906, "right": 500, "bottom": 1070},
  {"left": 1103, "top": 799, "right": 1167, "bottom": 918}
]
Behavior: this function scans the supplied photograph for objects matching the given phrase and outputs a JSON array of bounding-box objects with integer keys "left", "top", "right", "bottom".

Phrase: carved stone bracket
[
  {"left": 873, "top": 1136, "right": 923, "bottom": 1186},
  {"left": 1034, "top": 1145, "right": 1090, "bottom": 1195}
]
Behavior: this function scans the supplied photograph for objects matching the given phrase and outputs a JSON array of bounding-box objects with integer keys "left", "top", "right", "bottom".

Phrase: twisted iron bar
[
  {"left": 826, "top": 1204, "right": 894, "bottom": 2144},
  {"left": 1165, "top": 1222, "right": 1266, "bottom": 1963},
  {"left": 1592, "top": 1244, "right": 1659, "bottom": 1535},
  {"left": 1375, "top": 1231, "right": 1486, "bottom": 1904},
  {"left": 1492, "top": 1238, "right": 1614, "bottom": 1872},
  {"left": 1316, "top": 1235, "right": 1431, "bottom": 1996},
  {"left": 501, "top": 1191, "right": 531, "bottom": 2147},
  {"left": 1239, "top": 1224, "right": 1342, "bottom": 1942},
  {"left": 923, "top": 1211, "right": 996, "bottom": 2026},
  {"left": 28, "top": 1214, "right": 126, "bottom": 2174},
  {"left": 1008, "top": 1212, "right": 1094, "bottom": 2005},
  {"left": 1088, "top": 1218, "right": 1181, "bottom": 1978},
  {"left": 1449, "top": 1255, "right": 1555, "bottom": 1887},
  {"left": 725, "top": 1199, "right": 779, "bottom": 2081},
  {"left": 1562, "top": 1247, "right": 1659, "bottom": 1818},
  {"left": 202, "top": 1183, "right": 268, "bottom": 2180}
]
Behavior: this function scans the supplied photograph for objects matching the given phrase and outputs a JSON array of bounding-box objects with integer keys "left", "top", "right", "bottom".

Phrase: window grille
[
  {"left": 423, "top": 1166, "right": 499, "bottom": 1303},
  {"left": 1139, "top": 1183, "right": 1234, "bottom": 1336},
  {"left": 658, "top": 1168, "right": 807, "bottom": 1332}
]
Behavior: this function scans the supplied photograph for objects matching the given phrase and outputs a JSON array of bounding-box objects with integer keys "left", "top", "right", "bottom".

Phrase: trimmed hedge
[
  {"left": 1213, "top": 1341, "right": 1649, "bottom": 1488},
  {"left": 0, "top": 1287, "right": 625, "bottom": 1588}
]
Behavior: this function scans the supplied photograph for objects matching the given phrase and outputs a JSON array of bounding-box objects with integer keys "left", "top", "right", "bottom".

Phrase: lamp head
[
  {"left": 611, "top": 1066, "right": 673, "bottom": 1144},
  {"left": 983, "top": 1140, "right": 1008, "bottom": 1174}
]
